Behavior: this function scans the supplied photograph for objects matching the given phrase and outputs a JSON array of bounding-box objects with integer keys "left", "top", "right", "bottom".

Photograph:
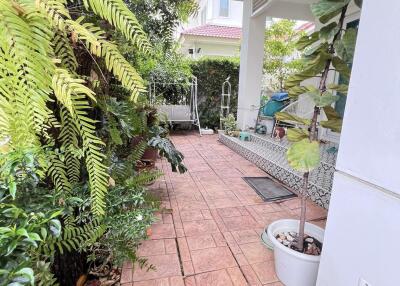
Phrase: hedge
[{"left": 189, "top": 57, "right": 240, "bottom": 129}]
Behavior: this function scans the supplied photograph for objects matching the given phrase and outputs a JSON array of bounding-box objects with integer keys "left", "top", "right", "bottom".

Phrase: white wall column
[
  {"left": 317, "top": 1, "right": 400, "bottom": 285},
  {"left": 237, "top": 1, "right": 266, "bottom": 130}
]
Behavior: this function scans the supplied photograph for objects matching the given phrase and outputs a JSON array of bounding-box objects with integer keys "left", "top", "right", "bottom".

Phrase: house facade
[
  {"left": 178, "top": 0, "right": 314, "bottom": 59},
  {"left": 178, "top": 0, "right": 243, "bottom": 58},
  {"left": 178, "top": 24, "right": 242, "bottom": 58}
]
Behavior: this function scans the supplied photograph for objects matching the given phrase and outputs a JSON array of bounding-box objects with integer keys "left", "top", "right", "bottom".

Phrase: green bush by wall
[{"left": 189, "top": 57, "right": 240, "bottom": 129}]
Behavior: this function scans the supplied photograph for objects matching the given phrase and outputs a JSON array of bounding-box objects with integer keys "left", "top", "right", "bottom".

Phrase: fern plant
[
  {"left": 0, "top": 0, "right": 151, "bottom": 215},
  {"left": 0, "top": 0, "right": 157, "bottom": 284}
]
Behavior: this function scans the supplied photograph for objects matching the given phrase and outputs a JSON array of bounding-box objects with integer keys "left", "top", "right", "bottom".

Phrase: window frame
[
  {"left": 201, "top": 7, "right": 207, "bottom": 24},
  {"left": 219, "top": 0, "right": 230, "bottom": 18}
]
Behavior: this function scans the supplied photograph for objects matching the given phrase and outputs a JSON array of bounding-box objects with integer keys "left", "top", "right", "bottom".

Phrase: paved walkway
[{"left": 121, "top": 133, "right": 327, "bottom": 286}]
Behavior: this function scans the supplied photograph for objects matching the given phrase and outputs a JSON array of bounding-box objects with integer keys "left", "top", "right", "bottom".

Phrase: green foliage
[
  {"left": 296, "top": 32, "right": 319, "bottom": 51},
  {"left": 283, "top": 0, "right": 358, "bottom": 139},
  {"left": 99, "top": 184, "right": 159, "bottom": 266},
  {"left": 311, "top": 0, "right": 350, "bottom": 24},
  {"left": 1, "top": 0, "right": 150, "bottom": 217},
  {"left": 306, "top": 86, "right": 339, "bottom": 107},
  {"left": 334, "top": 28, "right": 358, "bottom": 63},
  {"left": 280, "top": 0, "right": 360, "bottom": 250},
  {"left": 144, "top": 45, "right": 193, "bottom": 104},
  {"left": 321, "top": 106, "right": 343, "bottom": 132},
  {"left": 0, "top": 203, "right": 63, "bottom": 285},
  {"left": 67, "top": 179, "right": 160, "bottom": 268},
  {"left": 82, "top": 0, "right": 152, "bottom": 53},
  {"left": 0, "top": 0, "right": 175, "bottom": 284},
  {"left": 287, "top": 128, "right": 309, "bottom": 143},
  {"left": 264, "top": 20, "right": 305, "bottom": 91},
  {"left": 221, "top": 114, "right": 237, "bottom": 136},
  {"left": 287, "top": 139, "right": 321, "bottom": 172},
  {"left": 148, "top": 126, "right": 187, "bottom": 173},
  {"left": 275, "top": 112, "right": 311, "bottom": 126},
  {"left": 53, "top": 69, "right": 109, "bottom": 216},
  {"left": 190, "top": 57, "right": 240, "bottom": 129},
  {"left": 125, "top": 0, "right": 198, "bottom": 48}
]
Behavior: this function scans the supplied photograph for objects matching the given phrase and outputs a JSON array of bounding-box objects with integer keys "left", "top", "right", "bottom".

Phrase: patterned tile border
[{"left": 218, "top": 132, "right": 335, "bottom": 209}]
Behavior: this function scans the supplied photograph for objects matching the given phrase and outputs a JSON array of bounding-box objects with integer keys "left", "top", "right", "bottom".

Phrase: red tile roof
[
  {"left": 181, "top": 24, "right": 242, "bottom": 39},
  {"left": 296, "top": 22, "right": 315, "bottom": 32}
]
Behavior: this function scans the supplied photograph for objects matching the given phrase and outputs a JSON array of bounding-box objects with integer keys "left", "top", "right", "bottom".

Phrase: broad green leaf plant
[{"left": 276, "top": 0, "right": 360, "bottom": 251}]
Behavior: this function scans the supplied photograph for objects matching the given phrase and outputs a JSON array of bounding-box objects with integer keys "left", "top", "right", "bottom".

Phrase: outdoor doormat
[{"left": 243, "top": 177, "right": 297, "bottom": 202}]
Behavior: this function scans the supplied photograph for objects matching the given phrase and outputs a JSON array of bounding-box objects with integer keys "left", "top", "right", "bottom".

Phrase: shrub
[
  {"left": 221, "top": 114, "right": 238, "bottom": 136},
  {"left": 189, "top": 57, "right": 240, "bottom": 129}
]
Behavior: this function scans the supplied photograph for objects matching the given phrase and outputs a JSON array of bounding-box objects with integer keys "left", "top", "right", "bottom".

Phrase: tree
[
  {"left": 126, "top": 0, "right": 198, "bottom": 48},
  {"left": 264, "top": 19, "right": 305, "bottom": 92},
  {"left": 276, "top": 0, "right": 361, "bottom": 252}
]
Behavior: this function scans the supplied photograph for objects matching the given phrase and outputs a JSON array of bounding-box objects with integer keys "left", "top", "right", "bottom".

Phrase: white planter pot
[{"left": 267, "top": 219, "right": 324, "bottom": 286}]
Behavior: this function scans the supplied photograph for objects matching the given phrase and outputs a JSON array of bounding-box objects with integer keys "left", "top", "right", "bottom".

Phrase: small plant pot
[
  {"left": 141, "top": 147, "right": 157, "bottom": 163},
  {"left": 76, "top": 274, "right": 87, "bottom": 286},
  {"left": 267, "top": 219, "right": 324, "bottom": 286}
]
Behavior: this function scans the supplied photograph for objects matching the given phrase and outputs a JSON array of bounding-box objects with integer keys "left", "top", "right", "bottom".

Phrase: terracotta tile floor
[{"left": 121, "top": 133, "right": 327, "bottom": 286}]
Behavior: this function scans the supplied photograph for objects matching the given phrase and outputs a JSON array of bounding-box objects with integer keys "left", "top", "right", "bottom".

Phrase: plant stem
[
  {"left": 296, "top": 4, "right": 349, "bottom": 252},
  {"left": 297, "top": 172, "right": 309, "bottom": 251}
]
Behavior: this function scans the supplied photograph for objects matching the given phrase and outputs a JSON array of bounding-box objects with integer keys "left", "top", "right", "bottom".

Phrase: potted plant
[
  {"left": 130, "top": 104, "right": 187, "bottom": 173},
  {"left": 221, "top": 113, "right": 239, "bottom": 136},
  {"left": 267, "top": 1, "right": 361, "bottom": 285}
]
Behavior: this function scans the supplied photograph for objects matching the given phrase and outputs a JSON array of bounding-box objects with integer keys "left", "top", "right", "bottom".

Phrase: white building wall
[
  {"left": 317, "top": 1, "right": 400, "bottom": 285},
  {"left": 180, "top": 40, "right": 240, "bottom": 58},
  {"left": 183, "top": 0, "right": 243, "bottom": 30},
  {"left": 318, "top": 173, "right": 400, "bottom": 286},
  {"left": 237, "top": 0, "right": 266, "bottom": 129},
  {"left": 208, "top": 0, "right": 243, "bottom": 27},
  {"left": 177, "top": 0, "right": 243, "bottom": 58}
]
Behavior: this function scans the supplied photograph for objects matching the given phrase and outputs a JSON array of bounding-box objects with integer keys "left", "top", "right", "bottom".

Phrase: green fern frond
[
  {"left": 53, "top": 30, "right": 78, "bottom": 72},
  {"left": 62, "top": 213, "right": 77, "bottom": 228},
  {"left": 47, "top": 151, "right": 72, "bottom": 194},
  {"left": 53, "top": 69, "right": 108, "bottom": 216},
  {"left": 66, "top": 18, "right": 104, "bottom": 53},
  {"left": 75, "top": 104, "right": 109, "bottom": 216},
  {"left": 0, "top": 68, "right": 39, "bottom": 147},
  {"left": 82, "top": 0, "right": 151, "bottom": 53},
  {"left": 67, "top": 20, "right": 146, "bottom": 100},
  {"left": 40, "top": 2, "right": 148, "bottom": 101},
  {"left": 59, "top": 106, "right": 81, "bottom": 183},
  {"left": 0, "top": 0, "right": 55, "bottom": 146},
  {"left": 52, "top": 68, "right": 96, "bottom": 114},
  {"left": 38, "top": 0, "right": 71, "bottom": 30},
  {"left": 130, "top": 140, "right": 147, "bottom": 162},
  {"left": 125, "top": 170, "right": 163, "bottom": 188},
  {"left": 41, "top": 219, "right": 106, "bottom": 255},
  {"left": 100, "top": 40, "right": 146, "bottom": 100}
]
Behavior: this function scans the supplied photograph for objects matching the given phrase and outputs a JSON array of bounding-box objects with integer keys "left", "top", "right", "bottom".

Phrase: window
[
  {"left": 201, "top": 8, "right": 206, "bottom": 24},
  {"left": 219, "top": 0, "right": 229, "bottom": 17}
]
